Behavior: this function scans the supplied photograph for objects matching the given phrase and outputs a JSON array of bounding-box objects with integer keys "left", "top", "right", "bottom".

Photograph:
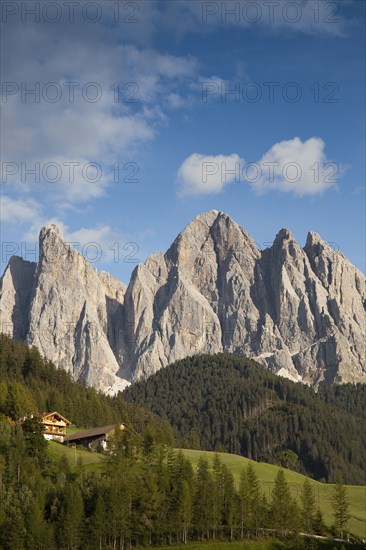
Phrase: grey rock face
[
  {"left": 0, "top": 256, "right": 36, "bottom": 340},
  {"left": 0, "top": 211, "right": 365, "bottom": 391},
  {"left": 1, "top": 225, "right": 128, "bottom": 394}
]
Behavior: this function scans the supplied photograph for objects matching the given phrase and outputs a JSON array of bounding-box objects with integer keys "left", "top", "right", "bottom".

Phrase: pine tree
[
  {"left": 154, "top": 446, "right": 171, "bottom": 543},
  {"left": 108, "top": 469, "right": 133, "bottom": 550},
  {"left": 211, "top": 454, "right": 224, "bottom": 539},
  {"left": 193, "top": 457, "right": 214, "bottom": 540},
  {"left": 300, "top": 479, "right": 316, "bottom": 533},
  {"left": 22, "top": 417, "right": 47, "bottom": 467},
  {"left": 332, "top": 477, "right": 349, "bottom": 539},
  {"left": 221, "top": 464, "right": 235, "bottom": 540},
  {"left": 61, "top": 483, "right": 85, "bottom": 550},
  {"left": 271, "top": 469, "right": 292, "bottom": 535},
  {"left": 139, "top": 462, "right": 161, "bottom": 545},
  {"left": 142, "top": 423, "right": 155, "bottom": 462},
  {"left": 168, "top": 451, "right": 193, "bottom": 543},
  {"left": 312, "top": 506, "right": 326, "bottom": 535},
  {"left": 2, "top": 485, "right": 33, "bottom": 550},
  {"left": 91, "top": 492, "right": 107, "bottom": 550},
  {"left": 8, "top": 424, "right": 26, "bottom": 484},
  {"left": 5, "top": 382, "right": 37, "bottom": 419},
  {"left": 238, "top": 466, "right": 249, "bottom": 538},
  {"left": 289, "top": 496, "right": 301, "bottom": 534},
  {"left": 26, "top": 490, "right": 55, "bottom": 550},
  {"left": 258, "top": 492, "right": 269, "bottom": 536},
  {"left": 180, "top": 479, "right": 192, "bottom": 544},
  {"left": 246, "top": 463, "right": 261, "bottom": 536}
]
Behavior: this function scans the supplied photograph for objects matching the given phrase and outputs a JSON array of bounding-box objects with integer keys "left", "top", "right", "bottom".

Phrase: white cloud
[
  {"left": 177, "top": 137, "right": 343, "bottom": 197},
  {"left": 166, "top": 93, "right": 188, "bottom": 109},
  {"left": 1, "top": 29, "right": 199, "bottom": 208},
  {"left": 0, "top": 196, "right": 42, "bottom": 225},
  {"left": 0, "top": 198, "right": 118, "bottom": 263},
  {"left": 177, "top": 153, "right": 243, "bottom": 196},
  {"left": 250, "top": 137, "right": 341, "bottom": 196}
]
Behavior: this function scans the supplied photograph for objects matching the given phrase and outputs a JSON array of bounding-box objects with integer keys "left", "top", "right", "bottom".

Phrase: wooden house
[
  {"left": 64, "top": 423, "right": 125, "bottom": 451},
  {"left": 41, "top": 412, "right": 71, "bottom": 442}
]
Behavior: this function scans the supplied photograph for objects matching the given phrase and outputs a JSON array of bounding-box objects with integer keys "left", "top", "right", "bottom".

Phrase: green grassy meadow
[
  {"left": 47, "top": 436, "right": 366, "bottom": 539},
  {"left": 48, "top": 425, "right": 105, "bottom": 471},
  {"left": 180, "top": 449, "right": 366, "bottom": 540}
]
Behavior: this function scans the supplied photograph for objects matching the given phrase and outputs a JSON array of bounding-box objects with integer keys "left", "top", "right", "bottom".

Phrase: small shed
[{"left": 64, "top": 423, "right": 125, "bottom": 451}]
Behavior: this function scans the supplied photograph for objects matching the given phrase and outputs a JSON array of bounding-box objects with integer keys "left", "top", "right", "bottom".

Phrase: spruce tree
[
  {"left": 22, "top": 417, "right": 47, "bottom": 467},
  {"left": 332, "top": 477, "right": 349, "bottom": 539},
  {"left": 139, "top": 462, "right": 161, "bottom": 545},
  {"left": 193, "top": 457, "right": 214, "bottom": 540},
  {"left": 108, "top": 469, "right": 133, "bottom": 550},
  {"left": 211, "top": 454, "right": 224, "bottom": 539},
  {"left": 271, "top": 469, "right": 292, "bottom": 535},
  {"left": 61, "top": 483, "right": 85, "bottom": 550},
  {"left": 312, "top": 506, "right": 326, "bottom": 535},
  {"left": 169, "top": 451, "right": 193, "bottom": 543},
  {"left": 238, "top": 466, "right": 249, "bottom": 538},
  {"left": 26, "top": 490, "right": 55, "bottom": 550},
  {"left": 300, "top": 479, "right": 316, "bottom": 533},
  {"left": 221, "top": 464, "right": 236, "bottom": 539},
  {"left": 91, "top": 492, "right": 107, "bottom": 550},
  {"left": 180, "top": 479, "right": 192, "bottom": 543},
  {"left": 246, "top": 463, "right": 261, "bottom": 536}
]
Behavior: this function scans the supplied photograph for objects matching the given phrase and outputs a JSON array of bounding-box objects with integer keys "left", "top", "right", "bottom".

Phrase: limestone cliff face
[
  {"left": 0, "top": 211, "right": 365, "bottom": 391},
  {"left": 0, "top": 256, "right": 36, "bottom": 341},
  {"left": 1, "top": 225, "right": 128, "bottom": 394}
]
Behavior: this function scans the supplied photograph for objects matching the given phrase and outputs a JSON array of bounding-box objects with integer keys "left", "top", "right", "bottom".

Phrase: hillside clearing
[
  {"left": 180, "top": 449, "right": 366, "bottom": 540},
  {"left": 46, "top": 441, "right": 366, "bottom": 539}
]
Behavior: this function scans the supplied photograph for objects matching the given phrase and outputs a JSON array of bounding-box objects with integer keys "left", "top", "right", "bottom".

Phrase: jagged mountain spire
[{"left": 1, "top": 211, "right": 365, "bottom": 392}]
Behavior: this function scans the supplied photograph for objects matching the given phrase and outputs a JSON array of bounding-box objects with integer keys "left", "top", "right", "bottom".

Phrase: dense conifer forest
[
  {"left": 0, "top": 409, "right": 356, "bottom": 549},
  {"left": 0, "top": 333, "right": 173, "bottom": 442},
  {"left": 124, "top": 354, "right": 366, "bottom": 485},
  {"left": 317, "top": 383, "right": 366, "bottom": 420},
  {"left": 0, "top": 334, "right": 363, "bottom": 549}
]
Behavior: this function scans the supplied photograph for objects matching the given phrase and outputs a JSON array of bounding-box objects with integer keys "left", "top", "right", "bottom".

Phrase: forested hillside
[
  {"left": 0, "top": 415, "right": 360, "bottom": 549},
  {"left": 123, "top": 354, "right": 366, "bottom": 484},
  {"left": 0, "top": 335, "right": 364, "bottom": 548},
  {"left": 0, "top": 333, "right": 173, "bottom": 442},
  {"left": 317, "top": 383, "right": 366, "bottom": 420},
  {"left": 2, "top": 335, "right": 364, "bottom": 486}
]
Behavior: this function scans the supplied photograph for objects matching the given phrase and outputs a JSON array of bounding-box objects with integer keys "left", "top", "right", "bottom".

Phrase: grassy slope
[
  {"left": 48, "top": 440, "right": 105, "bottom": 470},
  {"left": 47, "top": 425, "right": 105, "bottom": 471},
  {"left": 146, "top": 543, "right": 365, "bottom": 550},
  {"left": 46, "top": 438, "right": 366, "bottom": 539},
  {"left": 180, "top": 449, "right": 366, "bottom": 540}
]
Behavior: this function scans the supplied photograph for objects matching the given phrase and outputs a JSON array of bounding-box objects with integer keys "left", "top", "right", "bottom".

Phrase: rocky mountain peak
[
  {"left": 40, "top": 222, "right": 63, "bottom": 238},
  {"left": 274, "top": 228, "right": 294, "bottom": 242},
  {"left": 305, "top": 230, "right": 322, "bottom": 246},
  {"left": 39, "top": 223, "right": 65, "bottom": 249},
  {"left": 38, "top": 223, "right": 74, "bottom": 267},
  {"left": 1, "top": 211, "right": 365, "bottom": 392},
  {"left": 165, "top": 210, "right": 220, "bottom": 267}
]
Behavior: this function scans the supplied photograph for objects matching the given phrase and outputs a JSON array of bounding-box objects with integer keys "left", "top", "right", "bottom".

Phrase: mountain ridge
[{"left": 1, "top": 210, "right": 365, "bottom": 392}]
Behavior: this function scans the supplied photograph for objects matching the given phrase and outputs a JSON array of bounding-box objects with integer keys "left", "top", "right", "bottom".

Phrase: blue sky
[{"left": 1, "top": 0, "right": 365, "bottom": 282}]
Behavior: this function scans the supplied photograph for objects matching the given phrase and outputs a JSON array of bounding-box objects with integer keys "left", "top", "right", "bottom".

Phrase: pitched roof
[
  {"left": 41, "top": 412, "right": 71, "bottom": 424},
  {"left": 64, "top": 424, "right": 120, "bottom": 442}
]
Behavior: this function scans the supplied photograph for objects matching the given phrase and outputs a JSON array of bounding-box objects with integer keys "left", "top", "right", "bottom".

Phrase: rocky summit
[{"left": 1, "top": 211, "right": 365, "bottom": 393}]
